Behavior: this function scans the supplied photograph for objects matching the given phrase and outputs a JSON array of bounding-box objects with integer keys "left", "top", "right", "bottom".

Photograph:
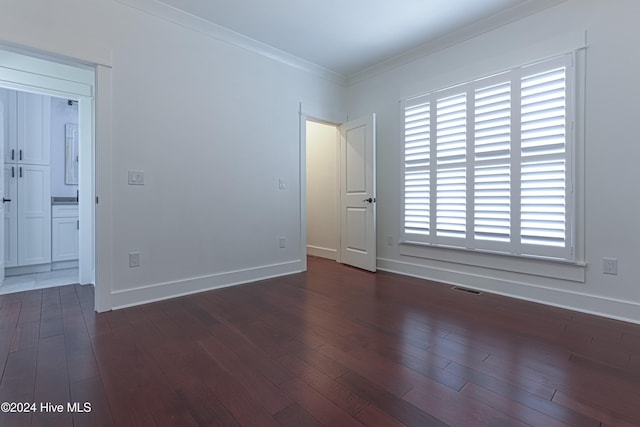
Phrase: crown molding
[
  {"left": 347, "top": 0, "right": 568, "bottom": 85},
  {"left": 113, "top": 0, "right": 347, "bottom": 86}
]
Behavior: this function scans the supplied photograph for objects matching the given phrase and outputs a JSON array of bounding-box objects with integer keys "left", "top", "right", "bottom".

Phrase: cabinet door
[
  {"left": 17, "top": 92, "right": 50, "bottom": 165},
  {"left": 17, "top": 164, "right": 51, "bottom": 265},
  {"left": 52, "top": 217, "right": 79, "bottom": 262},
  {"left": 3, "top": 164, "right": 18, "bottom": 267},
  {"left": 1, "top": 89, "right": 17, "bottom": 162}
]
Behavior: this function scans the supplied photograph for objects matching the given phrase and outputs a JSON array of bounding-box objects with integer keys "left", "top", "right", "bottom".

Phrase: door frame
[
  {"left": 300, "top": 105, "right": 378, "bottom": 273},
  {"left": 0, "top": 43, "right": 113, "bottom": 312}
]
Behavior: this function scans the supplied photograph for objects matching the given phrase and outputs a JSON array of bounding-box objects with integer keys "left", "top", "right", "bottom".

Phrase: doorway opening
[
  {"left": 0, "top": 47, "right": 96, "bottom": 296},
  {"left": 301, "top": 113, "right": 377, "bottom": 273},
  {"left": 0, "top": 89, "right": 81, "bottom": 293},
  {"left": 305, "top": 119, "right": 340, "bottom": 262}
]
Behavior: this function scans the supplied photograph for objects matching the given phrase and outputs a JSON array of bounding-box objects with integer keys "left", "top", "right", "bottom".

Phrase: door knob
[
  {"left": 2, "top": 198, "right": 11, "bottom": 203},
  {"left": 362, "top": 197, "right": 375, "bottom": 203}
]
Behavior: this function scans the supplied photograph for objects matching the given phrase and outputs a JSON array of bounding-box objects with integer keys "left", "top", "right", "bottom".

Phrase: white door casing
[
  {"left": 339, "top": 114, "right": 376, "bottom": 272},
  {"left": 0, "top": 102, "right": 4, "bottom": 281}
]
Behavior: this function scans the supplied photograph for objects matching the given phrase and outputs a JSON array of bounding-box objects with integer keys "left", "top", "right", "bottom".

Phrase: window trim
[{"left": 400, "top": 53, "right": 576, "bottom": 262}]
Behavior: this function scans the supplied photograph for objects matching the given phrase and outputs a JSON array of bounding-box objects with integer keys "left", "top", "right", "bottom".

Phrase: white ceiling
[{"left": 155, "top": 0, "right": 563, "bottom": 76}]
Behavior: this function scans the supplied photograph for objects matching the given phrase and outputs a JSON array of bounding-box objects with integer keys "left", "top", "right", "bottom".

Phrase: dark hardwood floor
[{"left": 1, "top": 256, "right": 639, "bottom": 426}]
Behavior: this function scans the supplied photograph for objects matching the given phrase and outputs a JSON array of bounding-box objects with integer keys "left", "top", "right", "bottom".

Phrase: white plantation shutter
[
  {"left": 474, "top": 76, "right": 511, "bottom": 246},
  {"left": 403, "top": 96, "right": 431, "bottom": 239},
  {"left": 402, "top": 54, "right": 574, "bottom": 261},
  {"left": 520, "top": 58, "right": 570, "bottom": 256},
  {"left": 436, "top": 92, "right": 467, "bottom": 239}
]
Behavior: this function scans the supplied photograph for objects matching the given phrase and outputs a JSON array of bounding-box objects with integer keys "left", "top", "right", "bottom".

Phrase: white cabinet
[
  {"left": 3, "top": 91, "right": 51, "bottom": 165},
  {"left": 4, "top": 164, "right": 51, "bottom": 267},
  {"left": 2, "top": 89, "right": 52, "bottom": 272},
  {"left": 0, "top": 90, "right": 17, "bottom": 163},
  {"left": 52, "top": 205, "right": 78, "bottom": 262}
]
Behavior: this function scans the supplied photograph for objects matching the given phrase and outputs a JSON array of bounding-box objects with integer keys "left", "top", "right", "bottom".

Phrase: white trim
[
  {"left": 378, "top": 257, "right": 640, "bottom": 325},
  {"left": 0, "top": 39, "right": 111, "bottom": 70},
  {"left": 110, "top": 260, "right": 303, "bottom": 310},
  {"left": 0, "top": 49, "right": 94, "bottom": 97},
  {"left": 78, "top": 95, "right": 94, "bottom": 286},
  {"left": 399, "top": 242, "right": 585, "bottom": 282},
  {"left": 94, "top": 65, "right": 112, "bottom": 312},
  {"left": 306, "top": 245, "right": 337, "bottom": 260},
  {"left": 114, "top": 0, "right": 346, "bottom": 86},
  {"left": 299, "top": 105, "right": 307, "bottom": 272}
]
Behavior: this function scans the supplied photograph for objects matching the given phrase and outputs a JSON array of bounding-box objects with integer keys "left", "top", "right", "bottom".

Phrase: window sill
[{"left": 399, "top": 241, "right": 586, "bottom": 283}]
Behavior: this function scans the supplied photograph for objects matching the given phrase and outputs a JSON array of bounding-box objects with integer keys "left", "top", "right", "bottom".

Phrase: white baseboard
[
  {"left": 52, "top": 260, "right": 79, "bottom": 271},
  {"left": 5, "top": 263, "right": 51, "bottom": 276},
  {"left": 377, "top": 257, "right": 640, "bottom": 325},
  {"left": 307, "top": 245, "right": 337, "bottom": 260},
  {"left": 110, "top": 260, "right": 303, "bottom": 310}
]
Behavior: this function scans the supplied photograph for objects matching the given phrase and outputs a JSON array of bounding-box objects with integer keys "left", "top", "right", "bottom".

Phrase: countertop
[{"left": 51, "top": 197, "right": 78, "bottom": 205}]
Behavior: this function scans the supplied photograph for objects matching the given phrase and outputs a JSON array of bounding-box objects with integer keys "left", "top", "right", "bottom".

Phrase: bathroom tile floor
[{"left": 0, "top": 267, "right": 79, "bottom": 295}]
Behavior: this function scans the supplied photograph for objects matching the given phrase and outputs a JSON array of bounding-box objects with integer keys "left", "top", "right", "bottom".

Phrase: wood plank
[
  {"left": 275, "top": 352, "right": 405, "bottom": 427},
  {"left": 552, "top": 389, "right": 639, "bottom": 427},
  {"left": 444, "top": 362, "right": 600, "bottom": 426},
  {"left": 338, "top": 370, "right": 448, "bottom": 427},
  {"left": 32, "top": 335, "right": 72, "bottom": 427},
  {"left": 279, "top": 377, "right": 365, "bottom": 426},
  {"left": 69, "top": 376, "right": 115, "bottom": 427},
  {"left": 274, "top": 403, "right": 324, "bottom": 427},
  {"left": 198, "top": 332, "right": 292, "bottom": 415}
]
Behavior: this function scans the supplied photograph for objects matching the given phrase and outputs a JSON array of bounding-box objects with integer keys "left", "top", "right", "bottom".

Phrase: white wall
[
  {"left": 0, "top": 0, "right": 345, "bottom": 308},
  {"left": 50, "top": 97, "right": 78, "bottom": 198},
  {"left": 347, "top": 0, "right": 640, "bottom": 323},
  {"left": 306, "top": 120, "right": 339, "bottom": 260}
]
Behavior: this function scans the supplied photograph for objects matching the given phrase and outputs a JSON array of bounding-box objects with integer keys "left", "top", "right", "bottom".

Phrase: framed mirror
[{"left": 65, "top": 123, "right": 78, "bottom": 185}]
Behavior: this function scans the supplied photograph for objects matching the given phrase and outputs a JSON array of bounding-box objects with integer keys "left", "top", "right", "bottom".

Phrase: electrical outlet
[
  {"left": 603, "top": 257, "right": 618, "bottom": 275},
  {"left": 387, "top": 235, "right": 393, "bottom": 246},
  {"left": 129, "top": 252, "right": 140, "bottom": 268},
  {"left": 279, "top": 237, "right": 286, "bottom": 248}
]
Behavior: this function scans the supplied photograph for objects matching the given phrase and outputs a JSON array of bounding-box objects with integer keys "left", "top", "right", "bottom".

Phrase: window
[{"left": 402, "top": 54, "right": 574, "bottom": 260}]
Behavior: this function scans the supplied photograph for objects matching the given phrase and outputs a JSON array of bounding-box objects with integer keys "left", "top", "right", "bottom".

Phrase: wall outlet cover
[
  {"left": 129, "top": 252, "right": 140, "bottom": 267},
  {"left": 603, "top": 257, "right": 618, "bottom": 275}
]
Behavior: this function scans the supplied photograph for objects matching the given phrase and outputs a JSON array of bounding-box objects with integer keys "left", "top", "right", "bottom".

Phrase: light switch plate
[{"left": 128, "top": 170, "right": 145, "bottom": 185}]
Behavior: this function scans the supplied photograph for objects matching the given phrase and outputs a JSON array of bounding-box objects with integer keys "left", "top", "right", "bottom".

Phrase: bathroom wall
[{"left": 50, "top": 97, "right": 78, "bottom": 198}]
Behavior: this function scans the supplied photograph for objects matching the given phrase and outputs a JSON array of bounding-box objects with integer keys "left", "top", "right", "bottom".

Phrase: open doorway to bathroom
[
  {"left": 0, "top": 47, "right": 96, "bottom": 297},
  {"left": 0, "top": 89, "right": 81, "bottom": 294}
]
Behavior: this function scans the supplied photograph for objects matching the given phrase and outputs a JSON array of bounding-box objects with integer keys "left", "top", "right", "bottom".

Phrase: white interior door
[{"left": 339, "top": 114, "right": 376, "bottom": 272}]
